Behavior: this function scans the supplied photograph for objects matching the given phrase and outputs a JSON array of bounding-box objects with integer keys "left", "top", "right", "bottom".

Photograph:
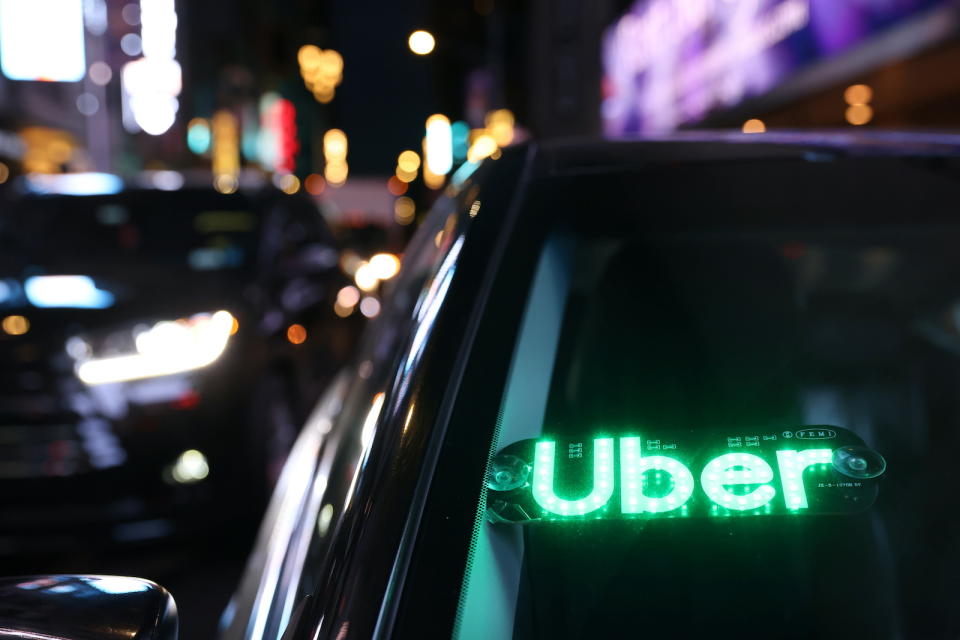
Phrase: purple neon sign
[{"left": 602, "top": 0, "right": 954, "bottom": 135}]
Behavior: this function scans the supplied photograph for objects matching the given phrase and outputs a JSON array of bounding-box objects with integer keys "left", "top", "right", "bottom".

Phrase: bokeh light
[
  {"left": 2, "top": 315, "right": 29, "bottom": 336},
  {"left": 408, "top": 30, "right": 436, "bottom": 55},
  {"left": 286, "top": 324, "right": 307, "bottom": 345},
  {"left": 846, "top": 103, "right": 873, "bottom": 125},
  {"left": 394, "top": 197, "right": 416, "bottom": 225}
]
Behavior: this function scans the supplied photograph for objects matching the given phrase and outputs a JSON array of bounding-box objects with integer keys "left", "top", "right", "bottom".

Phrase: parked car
[
  {"left": 7, "top": 133, "right": 960, "bottom": 638},
  {"left": 0, "top": 183, "right": 357, "bottom": 555}
]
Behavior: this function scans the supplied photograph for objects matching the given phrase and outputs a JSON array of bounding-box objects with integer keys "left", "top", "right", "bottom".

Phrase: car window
[
  {"left": 400, "top": 154, "right": 960, "bottom": 639},
  {"left": 288, "top": 193, "right": 466, "bottom": 600},
  {"left": 230, "top": 167, "right": 488, "bottom": 640},
  {"left": 0, "top": 192, "right": 259, "bottom": 273}
]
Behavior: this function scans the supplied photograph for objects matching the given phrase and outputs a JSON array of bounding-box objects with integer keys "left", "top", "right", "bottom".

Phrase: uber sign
[{"left": 485, "top": 426, "right": 885, "bottom": 524}]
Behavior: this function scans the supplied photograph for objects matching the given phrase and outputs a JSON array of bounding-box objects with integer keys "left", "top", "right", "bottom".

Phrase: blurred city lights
[
  {"left": 0, "top": 163, "right": 9, "bottom": 184},
  {"left": 844, "top": 84, "right": 874, "bottom": 126},
  {"left": 214, "top": 174, "right": 238, "bottom": 195},
  {"left": 286, "top": 324, "right": 307, "bottom": 345},
  {"left": 298, "top": 45, "right": 343, "bottom": 104},
  {"left": 387, "top": 176, "right": 408, "bottom": 196},
  {"left": 337, "top": 286, "right": 361, "bottom": 309},
  {"left": 171, "top": 449, "right": 209, "bottom": 484},
  {"left": 65, "top": 336, "right": 91, "bottom": 360},
  {"left": 148, "top": 169, "right": 183, "bottom": 190},
  {"left": 279, "top": 173, "right": 301, "bottom": 194},
  {"left": 2, "top": 315, "right": 29, "bottom": 336},
  {"left": 84, "top": 0, "right": 108, "bottom": 36},
  {"left": 333, "top": 301, "right": 354, "bottom": 318},
  {"left": 324, "top": 129, "right": 347, "bottom": 157},
  {"left": 360, "top": 297, "right": 381, "bottom": 318},
  {"left": 422, "top": 162, "right": 444, "bottom": 189},
  {"left": 339, "top": 251, "right": 363, "bottom": 276},
  {"left": 469, "top": 200, "right": 481, "bottom": 218},
  {"left": 324, "top": 129, "right": 348, "bottom": 187},
  {"left": 846, "top": 103, "right": 873, "bottom": 126},
  {"left": 355, "top": 262, "right": 380, "bottom": 292},
  {"left": 844, "top": 84, "right": 873, "bottom": 106},
  {"left": 186, "top": 118, "right": 211, "bottom": 155},
  {"left": 394, "top": 196, "right": 416, "bottom": 225},
  {"left": 121, "top": 3, "right": 141, "bottom": 26},
  {"left": 122, "top": 0, "right": 181, "bottom": 136},
  {"left": 425, "top": 114, "right": 453, "bottom": 176},
  {"left": 76, "top": 311, "right": 235, "bottom": 385},
  {"left": 140, "top": 0, "right": 177, "bottom": 58},
  {"left": 408, "top": 30, "right": 436, "bottom": 55},
  {"left": 325, "top": 162, "right": 348, "bottom": 187},
  {"left": 450, "top": 160, "right": 480, "bottom": 188},
  {"left": 397, "top": 150, "right": 421, "bottom": 173},
  {"left": 369, "top": 253, "right": 401, "bottom": 280},
  {"left": 76, "top": 93, "right": 100, "bottom": 116},
  {"left": 120, "top": 33, "right": 143, "bottom": 56},
  {"left": 259, "top": 94, "right": 299, "bottom": 174},
  {"left": 122, "top": 59, "right": 182, "bottom": 135},
  {"left": 485, "top": 109, "right": 515, "bottom": 146},
  {"left": 304, "top": 173, "right": 326, "bottom": 195},
  {"left": 212, "top": 110, "right": 240, "bottom": 192},
  {"left": 334, "top": 286, "right": 360, "bottom": 319},
  {"left": 26, "top": 172, "right": 122, "bottom": 195},
  {"left": 0, "top": 0, "right": 86, "bottom": 82},
  {"left": 451, "top": 121, "right": 470, "bottom": 161},
  {"left": 20, "top": 127, "right": 77, "bottom": 174},
  {"left": 241, "top": 108, "right": 260, "bottom": 162},
  {"left": 742, "top": 118, "right": 766, "bottom": 134},
  {"left": 88, "top": 61, "right": 113, "bottom": 86},
  {"left": 395, "top": 167, "right": 417, "bottom": 183},
  {"left": 395, "top": 149, "right": 420, "bottom": 185},
  {"left": 25, "top": 275, "right": 114, "bottom": 309},
  {"left": 466, "top": 134, "right": 497, "bottom": 163}
]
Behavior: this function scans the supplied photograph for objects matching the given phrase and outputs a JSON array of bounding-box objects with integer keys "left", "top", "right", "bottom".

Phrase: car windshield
[
  {"left": 448, "top": 155, "right": 960, "bottom": 639},
  {"left": 0, "top": 191, "right": 259, "bottom": 275}
]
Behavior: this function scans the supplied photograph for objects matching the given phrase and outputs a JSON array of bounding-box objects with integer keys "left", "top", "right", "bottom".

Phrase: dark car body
[
  {"left": 207, "top": 133, "right": 960, "bottom": 639},
  {"left": 0, "top": 186, "right": 358, "bottom": 555}
]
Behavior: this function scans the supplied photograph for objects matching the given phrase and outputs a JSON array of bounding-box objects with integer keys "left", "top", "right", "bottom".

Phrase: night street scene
[{"left": 3, "top": 0, "right": 960, "bottom": 638}]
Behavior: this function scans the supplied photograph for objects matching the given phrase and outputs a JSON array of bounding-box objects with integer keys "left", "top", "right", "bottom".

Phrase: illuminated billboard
[
  {"left": 602, "top": 0, "right": 956, "bottom": 135},
  {"left": 0, "top": 0, "right": 86, "bottom": 82}
]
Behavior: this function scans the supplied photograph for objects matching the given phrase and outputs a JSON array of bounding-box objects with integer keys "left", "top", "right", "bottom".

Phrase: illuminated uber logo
[{"left": 476, "top": 427, "right": 890, "bottom": 524}]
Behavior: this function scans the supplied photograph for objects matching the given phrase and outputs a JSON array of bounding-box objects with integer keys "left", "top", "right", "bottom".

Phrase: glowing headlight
[{"left": 75, "top": 311, "right": 235, "bottom": 385}]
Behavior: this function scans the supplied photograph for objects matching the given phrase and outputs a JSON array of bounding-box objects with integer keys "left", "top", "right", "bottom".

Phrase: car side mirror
[{"left": 0, "top": 575, "right": 177, "bottom": 639}]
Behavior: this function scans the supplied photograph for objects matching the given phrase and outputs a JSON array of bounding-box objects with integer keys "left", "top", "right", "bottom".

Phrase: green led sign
[{"left": 486, "top": 426, "right": 885, "bottom": 524}]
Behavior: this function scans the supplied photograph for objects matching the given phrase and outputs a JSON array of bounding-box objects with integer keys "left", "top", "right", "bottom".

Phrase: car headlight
[{"left": 73, "top": 310, "right": 236, "bottom": 385}]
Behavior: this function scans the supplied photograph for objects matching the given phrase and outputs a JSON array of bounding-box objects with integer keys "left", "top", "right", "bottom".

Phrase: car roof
[{"left": 537, "top": 130, "right": 960, "bottom": 176}]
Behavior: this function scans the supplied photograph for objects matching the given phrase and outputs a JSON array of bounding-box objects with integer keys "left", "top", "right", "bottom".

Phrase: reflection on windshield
[{"left": 459, "top": 227, "right": 960, "bottom": 640}]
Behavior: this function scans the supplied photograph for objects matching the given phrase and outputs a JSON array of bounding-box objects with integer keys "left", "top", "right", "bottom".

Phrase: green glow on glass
[
  {"left": 775, "top": 448, "right": 833, "bottom": 509},
  {"left": 620, "top": 436, "right": 694, "bottom": 514},
  {"left": 700, "top": 452, "right": 775, "bottom": 511},
  {"left": 532, "top": 438, "right": 615, "bottom": 516}
]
